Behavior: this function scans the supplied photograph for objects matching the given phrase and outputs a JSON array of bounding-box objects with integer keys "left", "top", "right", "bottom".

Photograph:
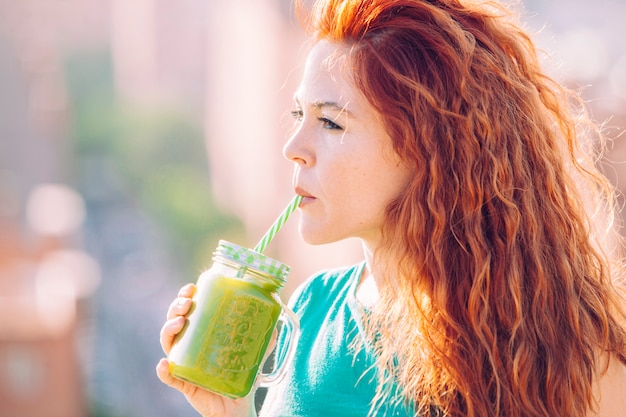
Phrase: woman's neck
[
  {"left": 357, "top": 240, "right": 384, "bottom": 307},
  {"left": 356, "top": 267, "right": 380, "bottom": 307}
]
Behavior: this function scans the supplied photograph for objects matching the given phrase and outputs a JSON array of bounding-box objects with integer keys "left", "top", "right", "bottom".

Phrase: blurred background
[{"left": 0, "top": 0, "right": 624, "bottom": 416}]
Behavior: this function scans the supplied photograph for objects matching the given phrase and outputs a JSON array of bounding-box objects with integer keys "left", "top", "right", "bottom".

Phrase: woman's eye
[
  {"left": 290, "top": 109, "right": 303, "bottom": 122},
  {"left": 290, "top": 109, "right": 342, "bottom": 130},
  {"left": 319, "top": 117, "right": 343, "bottom": 130}
]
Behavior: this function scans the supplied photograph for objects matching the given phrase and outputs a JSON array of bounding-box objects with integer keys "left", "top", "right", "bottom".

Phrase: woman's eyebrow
[
  {"left": 292, "top": 94, "right": 355, "bottom": 118},
  {"left": 311, "top": 100, "right": 354, "bottom": 118}
]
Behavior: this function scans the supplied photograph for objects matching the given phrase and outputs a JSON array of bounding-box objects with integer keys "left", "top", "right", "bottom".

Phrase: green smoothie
[{"left": 168, "top": 274, "right": 282, "bottom": 398}]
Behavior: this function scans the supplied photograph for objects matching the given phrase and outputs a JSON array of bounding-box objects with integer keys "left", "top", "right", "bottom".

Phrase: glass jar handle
[{"left": 256, "top": 297, "right": 300, "bottom": 388}]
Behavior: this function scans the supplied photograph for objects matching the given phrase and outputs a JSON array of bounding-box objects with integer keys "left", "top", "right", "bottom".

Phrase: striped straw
[{"left": 254, "top": 194, "right": 302, "bottom": 253}]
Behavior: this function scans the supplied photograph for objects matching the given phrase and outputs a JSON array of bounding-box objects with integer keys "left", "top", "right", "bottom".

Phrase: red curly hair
[{"left": 298, "top": 0, "right": 626, "bottom": 416}]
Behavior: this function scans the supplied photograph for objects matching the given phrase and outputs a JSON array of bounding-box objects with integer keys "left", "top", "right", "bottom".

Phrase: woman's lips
[
  {"left": 295, "top": 187, "right": 315, "bottom": 206},
  {"left": 299, "top": 196, "right": 315, "bottom": 206}
]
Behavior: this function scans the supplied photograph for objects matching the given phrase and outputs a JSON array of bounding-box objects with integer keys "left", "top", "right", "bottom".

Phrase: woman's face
[{"left": 284, "top": 40, "right": 413, "bottom": 247}]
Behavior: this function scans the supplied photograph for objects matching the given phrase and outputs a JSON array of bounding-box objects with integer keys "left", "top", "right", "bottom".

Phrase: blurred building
[
  {"left": 0, "top": 0, "right": 94, "bottom": 415},
  {"left": 0, "top": 186, "right": 98, "bottom": 417}
]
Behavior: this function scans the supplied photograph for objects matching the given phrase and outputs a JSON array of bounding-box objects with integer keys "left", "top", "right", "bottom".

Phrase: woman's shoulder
[{"left": 592, "top": 353, "right": 626, "bottom": 416}]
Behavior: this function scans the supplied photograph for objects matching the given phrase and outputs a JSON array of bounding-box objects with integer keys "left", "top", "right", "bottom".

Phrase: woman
[{"left": 157, "top": 0, "right": 626, "bottom": 416}]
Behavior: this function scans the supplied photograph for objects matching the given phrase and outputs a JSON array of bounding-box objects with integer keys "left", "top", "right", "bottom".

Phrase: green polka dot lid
[{"left": 216, "top": 240, "right": 290, "bottom": 282}]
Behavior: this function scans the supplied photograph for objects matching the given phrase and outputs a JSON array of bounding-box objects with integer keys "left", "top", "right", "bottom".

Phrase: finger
[
  {"left": 160, "top": 316, "right": 186, "bottom": 353},
  {"left": 156, "top": 358, "right": 205, "bottom": 401},
  {"left": 167, "top": 297, "right": 192, "bottom": 320},
  {"left": 178, "top": 283, "right": 196, "bottom": 298},
  {"left": 156, "top": 358, "right": 187, "bottom": 391}
]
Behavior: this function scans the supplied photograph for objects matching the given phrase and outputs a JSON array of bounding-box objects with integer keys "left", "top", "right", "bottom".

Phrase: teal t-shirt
[{"left": 260, "top": 262, "right": 415, "bottom": 417}]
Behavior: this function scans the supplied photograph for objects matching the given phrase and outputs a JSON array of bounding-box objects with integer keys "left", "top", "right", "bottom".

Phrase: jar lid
[{"left": 215, "top": 240, "right": 290, "bottom": 282}]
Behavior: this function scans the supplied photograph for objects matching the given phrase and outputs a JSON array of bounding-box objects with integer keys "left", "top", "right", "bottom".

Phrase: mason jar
[{"left": 168, "top": 240, "right": 299, "bottom": 398}]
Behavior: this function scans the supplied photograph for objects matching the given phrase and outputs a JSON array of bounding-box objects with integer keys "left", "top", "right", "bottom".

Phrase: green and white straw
[{"left": 254, "top": 194, "right": 302, "bottom": 253}]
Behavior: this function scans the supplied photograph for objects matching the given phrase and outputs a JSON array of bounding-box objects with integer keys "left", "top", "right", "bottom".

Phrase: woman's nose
[{"left": 283, "top": 126, "right": 313, "bottom": 166}]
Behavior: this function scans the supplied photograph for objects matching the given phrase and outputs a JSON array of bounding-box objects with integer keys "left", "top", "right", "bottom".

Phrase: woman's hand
[{"left": 156, "top": 283, "right": 257, "bottom": 417}]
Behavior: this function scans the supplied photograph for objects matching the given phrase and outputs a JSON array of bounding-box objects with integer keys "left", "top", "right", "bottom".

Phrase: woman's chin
[{"left": 298, "top": 225, "right": 342, "bottom": 246}]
